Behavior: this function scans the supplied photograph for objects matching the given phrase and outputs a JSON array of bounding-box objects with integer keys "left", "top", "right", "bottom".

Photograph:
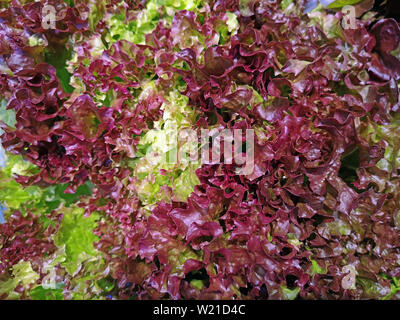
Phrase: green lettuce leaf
[
  {"left": 0, "top": 261, "right": 39, "bottom": 299},
  {"left": 327, "top": 0, "right": 363, "bottom": 9},
  {"left": 133, "top": 89, "right": 200, "bottom": 206},
  {"left": 54, "top": 207, "right": 100, "bottom": 275}
]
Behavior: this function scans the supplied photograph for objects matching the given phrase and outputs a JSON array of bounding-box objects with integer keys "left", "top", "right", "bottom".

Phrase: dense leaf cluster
[{"left": 0, "top": 0, "right": 399, "bottom": 299}]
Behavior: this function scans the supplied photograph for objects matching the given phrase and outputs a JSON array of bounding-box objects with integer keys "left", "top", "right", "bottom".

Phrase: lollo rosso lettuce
[{"left": 0, "top": 0, "right": 399, "bottom": 300}]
